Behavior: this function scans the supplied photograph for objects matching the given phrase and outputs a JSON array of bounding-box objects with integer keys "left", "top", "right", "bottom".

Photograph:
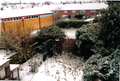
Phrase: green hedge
[
  {"left": 36, "top": 26, "right": 66, "bottom": 40},
  {"left": 56, "top": 21, "right": 89, "bottom": 28},
  {"left": 74, "top": 12, "right": 85, "bottom": 19}
]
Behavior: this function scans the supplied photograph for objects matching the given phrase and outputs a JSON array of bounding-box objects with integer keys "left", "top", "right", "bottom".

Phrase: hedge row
[{"left": 56, "top": 21, "right": 89, "bottom": 28}]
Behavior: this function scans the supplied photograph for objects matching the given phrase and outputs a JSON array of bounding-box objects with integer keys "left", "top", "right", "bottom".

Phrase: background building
[{"left": 50, "top": 2, "right": 108, "bottom": 18}]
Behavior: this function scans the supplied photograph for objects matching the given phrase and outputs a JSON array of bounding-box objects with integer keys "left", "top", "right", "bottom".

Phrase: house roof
[
  {"left": 0, "top": 59, "right": 10, "bottom": 66},
  {"left": 0, "top": 3, "right": 108, "bottom": 19},
  {"left": 0, "top": 7, "right": 53, "bottom": 19},
  {"left": 44, "top": 3, "right": 108, "bottom": 11}
]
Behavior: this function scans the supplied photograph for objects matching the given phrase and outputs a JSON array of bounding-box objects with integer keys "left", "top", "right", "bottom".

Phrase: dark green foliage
[
  {"left": 93, "top": 3, "right": 120, "bottom": 55},
  {"left": 76, "top": 3, "right": 120, "bottom": 56},
  {"left": 105, "top": 0, "right": 120, "bottom": 5},
  {"left": 56, "top": 21, "right": 89, "bottom": 28},
  {"left": 76, "top": 3, "right": 120, "bottom": 81},
  {"left": 74, "top": 12, "right": 85, "bottom": 19},
  {"left": 83, "top": 46, "right": 120, "bottom": 81},
  {"left": 36, "top": 26, "right": 66, "bottom": 40},
  {"left": 76, "top": 23, "right": 95, "bottom": 59}
]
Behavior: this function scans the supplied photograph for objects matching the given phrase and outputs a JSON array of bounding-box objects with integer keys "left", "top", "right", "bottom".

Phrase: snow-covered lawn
[{"left": 62, "top": 29, "right": 78, "bottom": 39}]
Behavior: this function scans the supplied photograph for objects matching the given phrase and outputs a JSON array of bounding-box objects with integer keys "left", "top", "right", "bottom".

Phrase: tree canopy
[
  {"left": 76, "top": 3, "right": 120, "bottom": 56},
  {"left": 74, "top": 12, "right": 84, "bottom": 19},
  {"left": 76, "top": 3, "right": 120, "bottom": 81},
  {"left": 105, "top": 0, "right": 120, "bottom": 5}
]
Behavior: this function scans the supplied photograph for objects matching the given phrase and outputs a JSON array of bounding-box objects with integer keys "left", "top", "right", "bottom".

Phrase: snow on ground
[
  {"left": 0, "top": 50, "right": 16, "bottom": 59},
  {"left": 63, "top": 29, "right": 77, "bottom": 39},
  {"left": 0, "top": 28, "right": 82, "bottom": 81},
  {"left": 12, "top": 54, "right": 83, "bottom": 81},
  {"left": 0, "top": 50, "right": 83, "bottom": 81},
  {"left": 31, "top": 29, "right": 40, "bottom": 35},
  {"left": 84, "top": 18, "right": 94, "bottom": 22},
  {"left": 31, "top": 29, "right": 77, "bottom": 39}
]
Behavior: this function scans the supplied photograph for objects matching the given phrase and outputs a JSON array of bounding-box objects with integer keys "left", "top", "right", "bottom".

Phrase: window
[
  {"left": 4, "top": 19, "right": 6, "bottom": 22},
  {"left": 80, "top": 10, "right": 86, "bottom": 13},
  {"left": 4, "top": 19, "right": 10, "bottom": 22},
  {"left": 72, "top": 10, "right": 76, "bottom": 13},
  {"left": 64, "top": 10, "right": 67, "bottom": 13},
  {"left": 90, "top": 10, "right": 96, "bottom": 12},
  {"left": 4, "top": 18, "right": 22, "bottom": 22},
  {"left": 90, "top": 15, "right": 95, "bottom": 18},
  {"left": 24, "top": 17, "right": 28, "bottom": 19},
  {"left": 35, "top": 16, "right": 38, "bottom": 18},
  {"left": 19, "top": 18, "right": 22, "bottom": 20}
]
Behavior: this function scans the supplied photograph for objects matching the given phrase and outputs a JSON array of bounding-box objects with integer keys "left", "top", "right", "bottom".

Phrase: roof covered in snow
[
  {"left": 0, "top": 7, "right": 53, "bottom": 19},
  {"left": 42, "top": 3, "right": 108, "bottom": 11},
  {"left": 0, "top": 59, "right": 10, "bottom": 66},
  {"left": 0, "top": 3, "right": 108, "bottom": 19}
]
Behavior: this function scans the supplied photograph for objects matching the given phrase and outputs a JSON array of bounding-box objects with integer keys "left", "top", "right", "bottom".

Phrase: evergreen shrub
[
  {"left": 83, "top": 46, "right": 120, "bottom": 81},
  {"left": 36, "top": 26, "right": 66, "bottom": 40},
  {"left": 76, "top": 3, "right": 120, "bottom": 57},
  {"left": 74, "top": 12, "right": 85, "bottom": 19}
]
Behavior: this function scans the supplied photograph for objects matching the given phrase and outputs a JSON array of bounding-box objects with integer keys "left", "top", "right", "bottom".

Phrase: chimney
[{"left": 99, "top": 1, "right": 101, "bottom": 3}]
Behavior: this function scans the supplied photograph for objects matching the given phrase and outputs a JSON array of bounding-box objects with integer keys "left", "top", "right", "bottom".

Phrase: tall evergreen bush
[
  {"left": 36, "top": 26, "right": 66, "bottom": 40},
  {"left": 76, "top": 3, "right": 120, "bottom": 56}
]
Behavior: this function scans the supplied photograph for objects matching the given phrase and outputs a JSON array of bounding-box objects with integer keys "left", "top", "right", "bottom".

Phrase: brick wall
[{"left": 55, "top": 10, "right": 99, "bottom": 18}]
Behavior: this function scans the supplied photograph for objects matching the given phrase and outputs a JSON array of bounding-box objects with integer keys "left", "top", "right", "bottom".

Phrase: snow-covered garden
[
  {"left": 0, "top": 50, "right": 84, "bottom": 81},
  {"left": 0, "top": 28, "right": 84, "bottom": 81}
]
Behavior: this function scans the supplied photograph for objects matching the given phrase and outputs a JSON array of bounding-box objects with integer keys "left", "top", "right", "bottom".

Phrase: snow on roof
[
  {"left": 15, "top": 4, "right": 32, "bottom": 7},
  {"left": 10, "top": 64, "right": 20, "bottom": 71},
  {"left": 0, "top": 7, "right": 53, "bottom": 19},
  {"left": 0, "top": 3, "right": 108, "bottom": 19},
  {"left": 46, "top": 3, "right": 108, "bottom": 11},
  {"left": 0, "top": 59, "right": 10, "bottom": 66}
]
